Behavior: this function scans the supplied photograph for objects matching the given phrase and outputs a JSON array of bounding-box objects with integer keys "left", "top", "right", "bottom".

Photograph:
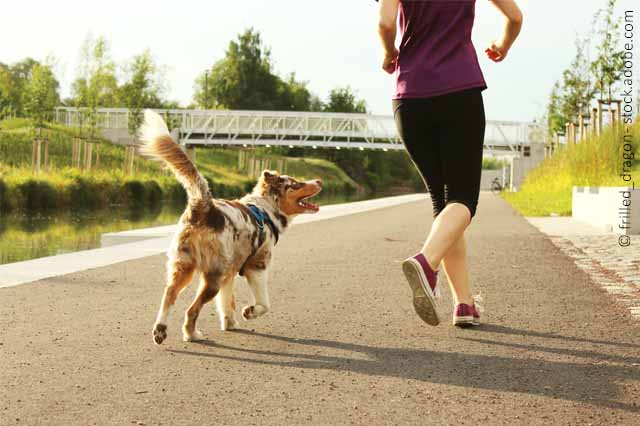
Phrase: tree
[
  {"left": 194, "top": 29, "right": 277, "bottom": 109},
  {"left": 590, "top": 0, "right": 625, "bottom": 102},
  {"left": 22, "top": 62, "right": 60, "bottom": 131},
  {"left": 11, "top": 58, "right": 39, "bottom": 115},
  {"left": 194, "top": 28, "right": 316, "bottom": 111},
  {"left": 547, "top": 81, "right": 565, "bottom": 135},
  {"left": 559, "top": 37, "right": 595, "bottom": 124},
  {"left": 120, "top": 49, "right": 164, "bottom": 141},
  {"left": 277, "top": 73, "right": 315, "bottom": 111},
  {"left": 324, "top": 87, "right": 367, "bottom": 113},
  {"left": 71, "top": 35, "right": 120, "bottom": 140},
  {"left": 0, "top": 63, "right": 16, "bottom": 118}
]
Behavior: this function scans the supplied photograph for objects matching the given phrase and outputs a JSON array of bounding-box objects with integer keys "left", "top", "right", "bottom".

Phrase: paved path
[{"left": 1, "top": 193, "right": 640, "bottom": 426}]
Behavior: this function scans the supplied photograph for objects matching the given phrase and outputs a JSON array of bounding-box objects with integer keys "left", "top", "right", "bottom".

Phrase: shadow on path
[
  {"left": 475, "top": 324, "right": 640, "bottom": 349},
  {"left": 168, "top": 329, "right": 640, "bottom": 413}
]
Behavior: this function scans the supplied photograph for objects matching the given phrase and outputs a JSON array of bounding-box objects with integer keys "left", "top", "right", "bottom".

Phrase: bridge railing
[{"left": 54, "top": 107, "right": 538, "bottom": 152}]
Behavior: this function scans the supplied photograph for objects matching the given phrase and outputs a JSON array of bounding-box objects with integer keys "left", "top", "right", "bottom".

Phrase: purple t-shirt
[{"left": 393, "top": 0, "right": 487, "bottom": 99}]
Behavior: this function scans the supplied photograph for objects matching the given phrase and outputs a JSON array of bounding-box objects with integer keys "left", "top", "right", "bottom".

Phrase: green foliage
[
  {"left": 547, "top": 82, "right": 566, "bottom": 135},
  {"left": 591, "top": 0, "right": 625, "bottom": 101},
  {"left": 0, "top": 58, "right": 55, "bottom": 119},
  {"left": 0, "top": 122, "right": 364, "bottom": 211},
  {"left": 0, "top": 63, "right": 16, "bottom": 118},
  {"left": 121, "top": 49, "right": 165, "bottom": 139},
  {"left": 8, "top": 58, "right": 39, "bottom": 115},
  {"left": 22, "top": 63, "right": 60, "bottom": 130},
  {"left": 560, "top": 37, "right": 594, "bottom": 122},
  {"left": 0, "top": 178, "right": 7, "bottom": 212},
  {"left": 324, "top": 87, "right": 367, "bottom": 113},
  {"left": 503, "top": 120, "right": 640, "bottom": 216},
  {"left": 194, "top": 28, "right": 316, "bottom": 111},
  {"left": 482, "top": 157, "right": 507, "bottom": 170},
  {"left": 71, "top": 35, "right": 120, "bottom": 140},
  {"left": 547, "top": 1, "right": 625, "bottom": 134}
]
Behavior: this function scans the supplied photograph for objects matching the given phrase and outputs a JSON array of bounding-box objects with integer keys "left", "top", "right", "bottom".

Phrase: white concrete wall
[
  {"left": 572, "top": 186, "right": 640, "bottom": 235},
  {"left": 509, "top": 143, "right": 545, "bottom": 191}
]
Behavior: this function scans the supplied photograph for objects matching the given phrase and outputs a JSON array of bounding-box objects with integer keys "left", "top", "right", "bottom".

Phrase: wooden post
[
  {"left": 43, "top": 139, "right": 49, "bottom": 172},
  {"left": 126, "top": 146, "right": 135, "bottom": 175},
  {"left": 72, "top": 138, "right": 78, "bottom": 167},
  {"left": 578, "top": 115, "right": 585, "bottom": 142},
  {"left": 615, "top": 100, "right": 622, "bottom": 124},
  {"left": 32, "top": 139, "right": 42, "bottom": 173},
  {"left": 81, "top": 140, "right": 87, "bottom": 168},
  {"left": 31, "top": 139, "right": 37, "bottom": 172},
  {"left": 123, "top": 146, "right": 129, "bottom": 174},
  {"left": 128, "top": 146, "right": 133, "bottom": 175},
  {"left": 609, "top": 106, "right": 615, "bottom": 128},
  {"left": 95, "top": 145, "right": 100, "bottom": 169},
  {"left": 590, "top": 108, "right": 597, "bottom": 136},
  {"left": 85, "top": 143, "right": 93, "bottom": 171},
  {"left": 596, "top": 101, "right": 604, "bottom": 134}
]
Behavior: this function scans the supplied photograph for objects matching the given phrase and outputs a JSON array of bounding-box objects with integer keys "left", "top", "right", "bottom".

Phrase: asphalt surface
[{"left": 1, "top": 193, "right": 639, "bottom": 426}]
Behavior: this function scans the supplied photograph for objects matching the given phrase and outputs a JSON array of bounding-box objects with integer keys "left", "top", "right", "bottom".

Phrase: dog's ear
[{"left": 262, "top": 170, "right": 280, "bottom": 185}]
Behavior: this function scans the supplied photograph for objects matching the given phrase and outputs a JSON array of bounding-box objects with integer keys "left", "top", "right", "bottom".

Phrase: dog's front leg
[
  {"left": 216, "top": 278, "right": 239, "bottom": 331},
  {"left": 243, "top": 269, "right": 271, "bottom": 320}
]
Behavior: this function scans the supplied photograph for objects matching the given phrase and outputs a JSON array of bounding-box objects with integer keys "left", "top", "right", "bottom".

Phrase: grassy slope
[
  {"left": 503, "top": 120, "right": 640, "bottom": 216},
  {"left": 0, "top": 119, "right": 358, "bottom": 211}
]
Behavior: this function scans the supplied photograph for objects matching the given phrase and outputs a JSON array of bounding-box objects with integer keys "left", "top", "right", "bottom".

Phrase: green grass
[
  {"left": 503, "top": 120, "right": 640, "bottom": 216},
  {"left": 0, "top": 118, "right": 359, "bottom": 212}
]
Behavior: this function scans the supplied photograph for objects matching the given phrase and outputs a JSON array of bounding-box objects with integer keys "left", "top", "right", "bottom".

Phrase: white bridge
[{"left": 55, "top": 107, "right": 539, "bottom": 154}]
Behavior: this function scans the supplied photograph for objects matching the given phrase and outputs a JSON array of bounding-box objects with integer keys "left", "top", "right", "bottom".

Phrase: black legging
[{"left": 393, "top": 88, "right": 486, "bottom": 219}]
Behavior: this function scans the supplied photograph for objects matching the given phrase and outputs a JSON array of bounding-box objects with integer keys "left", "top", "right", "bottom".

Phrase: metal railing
[{"left": 55, "top": 107, "right": 538, "bottom": 152}]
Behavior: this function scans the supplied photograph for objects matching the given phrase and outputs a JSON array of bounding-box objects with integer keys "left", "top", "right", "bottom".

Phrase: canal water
[{"left": 0, "top": 192, "right": 386, "bottom": 265}]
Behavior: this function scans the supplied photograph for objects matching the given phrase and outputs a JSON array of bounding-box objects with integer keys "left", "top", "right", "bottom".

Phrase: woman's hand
[
  {"left": 485, "top": 41, "right": 508, "bottom": 62},
  {"left": 487, "top": 0, "right": 523, "bottom": 63},
  {"left": 378, "top": 0, "right": 400, "bottom": 73},
  {"left": 382, "top": 48, "right": 399, "bottom": 74}
]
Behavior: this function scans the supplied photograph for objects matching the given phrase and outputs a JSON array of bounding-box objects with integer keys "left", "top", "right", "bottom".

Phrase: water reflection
[
  {"left": 0, "top": 203, "right": 184, "bottom": 265},
  {"left": 0, "top": 191, "right": 389, "bottom": 265}
]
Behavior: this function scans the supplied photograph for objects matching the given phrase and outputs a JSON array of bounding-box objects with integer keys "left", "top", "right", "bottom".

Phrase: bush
[
  {"left": 0, "top": 179, "right": 7, "bottom": 212},
  {"left": 70, "top": 177, "right": 104, "bottom": 209},
  {"left": 144, "top": 181, "right": 163, "bottom": 206},
  {"left": 18, "top": 180, "right": 57, "bottom": 210},
  {"left": 124, "top": 180, "right": 147, "bottom": 207}
]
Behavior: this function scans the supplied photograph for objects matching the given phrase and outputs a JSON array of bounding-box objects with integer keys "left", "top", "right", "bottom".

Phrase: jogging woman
[{"left": 377, "top": 0, "right": 523, "bottom": 326}]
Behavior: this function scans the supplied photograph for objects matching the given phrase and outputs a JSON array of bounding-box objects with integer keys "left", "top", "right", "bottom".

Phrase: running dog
[{"left": 139, "top": 110, "right": 322, "bottom": 345}]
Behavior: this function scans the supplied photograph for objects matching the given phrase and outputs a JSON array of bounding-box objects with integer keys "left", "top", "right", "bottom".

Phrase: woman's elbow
[
  {"left": 511, "top": 9, "right": 523, "bottom": 26},
  {"left": 511, "top": 12, "right": 522, "bottom": 26},
  {"left": 378, "top": 21, "right": 395, "bottom": 34}
]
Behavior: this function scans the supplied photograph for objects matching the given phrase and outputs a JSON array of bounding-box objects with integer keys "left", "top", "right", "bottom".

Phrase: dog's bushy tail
[{"left": 138, "top": 110, "right": 210, "bottom": 203}]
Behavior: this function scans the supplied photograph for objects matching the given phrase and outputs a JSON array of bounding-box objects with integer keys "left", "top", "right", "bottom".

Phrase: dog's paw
[
  {"left": 183, "top": 328, "right": 204, "bottom": 342},
  {"left": 153, "top": 323, "right": 167, "bottom": 345},
  {"left": 242, "top": 305, "right": 257, "bottom": 320},
  {"left": 221, "top": 316, "right": 239, "bottom": 331}
]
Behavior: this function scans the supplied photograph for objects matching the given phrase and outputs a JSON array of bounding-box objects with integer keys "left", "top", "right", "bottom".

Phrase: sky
[{"left": 1, "top": 0, "right": 638, "bottom": 122}]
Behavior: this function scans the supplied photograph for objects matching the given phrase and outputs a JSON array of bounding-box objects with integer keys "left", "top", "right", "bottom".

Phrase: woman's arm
[
  {"left": 378, "top": 0, "right": 400, "bottom": 74},
  {"left": 486, "top": 0, "right": 523, "bottom": 62}
]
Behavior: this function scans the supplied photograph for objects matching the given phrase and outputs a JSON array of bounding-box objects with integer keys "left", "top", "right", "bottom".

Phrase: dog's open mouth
[{"left": 297, "top": 190, "right": 321, "bottom": 213}]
